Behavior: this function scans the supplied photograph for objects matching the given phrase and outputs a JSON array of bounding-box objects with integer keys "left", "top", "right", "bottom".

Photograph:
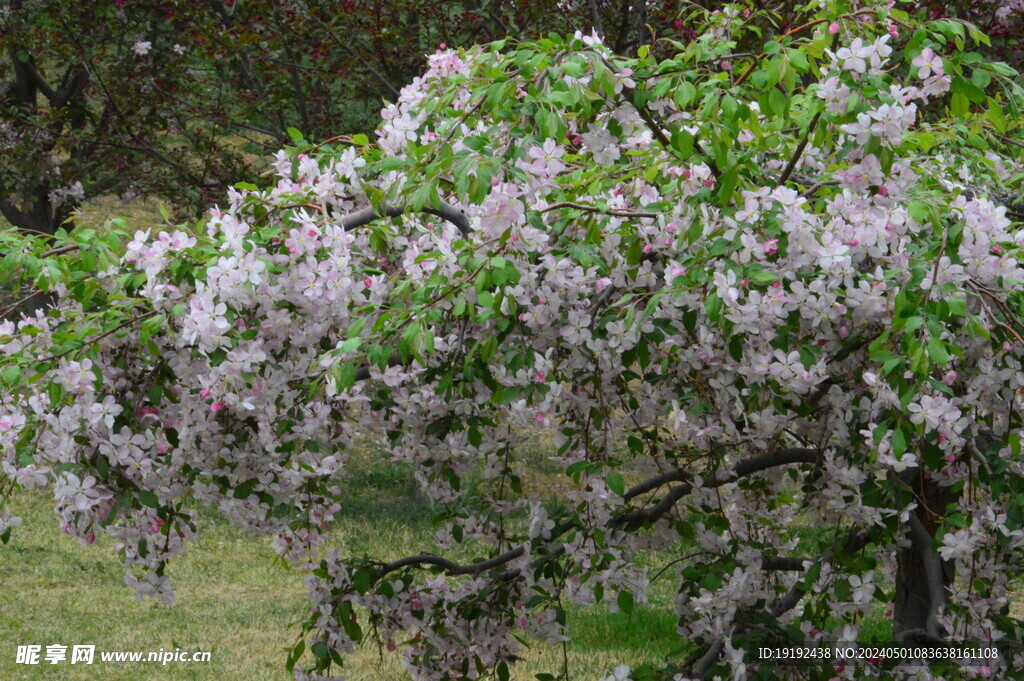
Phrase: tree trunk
[{"left": 892, "top": 468, "right": 958, "bottom": 643}]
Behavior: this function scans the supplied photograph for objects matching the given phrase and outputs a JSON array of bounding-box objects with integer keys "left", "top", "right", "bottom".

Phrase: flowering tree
[
  {"left": 2, "top": 1, "right": 1024, "bottom": 679},
  {"left": 0, "top": 0, "right": 674, "bottom": 235},
  {"left": 2, "top": 0, "right": 1019, "bottom": 236}
]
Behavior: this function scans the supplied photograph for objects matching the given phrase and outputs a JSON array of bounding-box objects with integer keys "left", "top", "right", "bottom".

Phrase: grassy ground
[{"left": 0, "top": 443, "right": 684, "bottom": 681}]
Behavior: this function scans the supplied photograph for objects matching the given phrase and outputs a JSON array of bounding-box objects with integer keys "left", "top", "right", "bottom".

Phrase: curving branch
[
  {"left": 371, "top": 447, "right": 822, "bottom": 583},
  {"left": 618, "top": 448, "right": 820, "bottom": 526},
  {"left": 337, "top": 199, "right": 470, "bottom": 237}
]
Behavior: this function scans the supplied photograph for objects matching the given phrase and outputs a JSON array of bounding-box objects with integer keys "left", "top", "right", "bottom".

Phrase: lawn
[{"left": 0, "top": 439, "right": 684, "bottom": 680}]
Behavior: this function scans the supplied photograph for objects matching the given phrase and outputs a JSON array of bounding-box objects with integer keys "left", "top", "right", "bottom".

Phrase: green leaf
[
  {"left": 617, "top": 590, "right": 635, "bottom": 614},
  {"left": 927, "top": 338, "right": 949, "bottom": 365},
  {"left": 892, "top": 427, "right": 907, "bottom": 458},
  {"left": 0, "top": 366, "right": 20, "bottom": 385},
  {"left": 606, "top": 471, "right": 625, "bottom": 497},
  {"left": 287, "top": 127, "right": 305, "bottom": 143},
  {"left": 674, "top": 81, "right": 697, "bottom": 109},
  {"left": 352, "top": 566, "right": 376, "bottom": 595},
  {"left": 535, "top": 109, "right": 562, "bottom": 139},
  {"left": 786, "top": 48, "right": 809, "bottom": 71},
  {"left": 286, "top": 640, "right": 305, "bottom": 673},
  {"left": 950, "top": 92, "right": 969, "bottom": 117}
]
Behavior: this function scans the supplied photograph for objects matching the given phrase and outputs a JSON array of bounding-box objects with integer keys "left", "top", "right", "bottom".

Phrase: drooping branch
[
  {"left": 370, "top": 447, "right": 822, "bottom": 583},
  {"left": 618, "top": 448, "right": 820, "bottom": 526}
]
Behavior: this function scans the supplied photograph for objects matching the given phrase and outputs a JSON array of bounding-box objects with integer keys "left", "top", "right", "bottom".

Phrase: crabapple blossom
[{"left": 1, "top": 5, "right": 1023, "bottom": 681}]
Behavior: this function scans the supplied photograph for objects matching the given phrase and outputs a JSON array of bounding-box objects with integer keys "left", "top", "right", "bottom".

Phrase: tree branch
[
  {"left": 621, "top": 448, "right": 819, "bottom": 504},
  {"left": 337, "top": 199, "right": 470, "bottom": 237},
  {"left": 777, "top": 111, "right": 821, "bottom": 187},
  {"left": 539, "top": 202, "right": 658, "bottom": 219},
  {"left": 371, "top": 448, "right": 821, "bottom": 583}
]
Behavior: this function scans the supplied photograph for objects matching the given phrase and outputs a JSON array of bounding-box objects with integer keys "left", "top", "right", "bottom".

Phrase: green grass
[{"left": 0, "top": 443, "right": 685, "bottom": 681}]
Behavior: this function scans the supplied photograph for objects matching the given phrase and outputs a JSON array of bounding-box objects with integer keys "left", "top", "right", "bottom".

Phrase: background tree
[{"left": 5, "top": 0, "right": 1020, "bottom": 237}]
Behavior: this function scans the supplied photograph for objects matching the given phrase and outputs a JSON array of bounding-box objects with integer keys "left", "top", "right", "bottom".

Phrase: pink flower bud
[
  {"left": 877, "top": 185, "right": 889, "bottom": 197},
  {"left": 828, "top": 22, "right": 840, "bottom": 35},
  {"left": 643, "top": 244, "right": 653, "bottom": 254},
  {"left": 200, "top": 389, "right": 211, "bottom": 398},
  {"left": 210, "top": 401, "right": 225, "bottom": 413},
  {"left": 86, "top": 533, "right": 96, "bottom": 544},
  {"left": 536, "top": 370, "right": 546, "bottom": 382},
  {"left": 771, "top": 280, "right": 782, "bottom": 289},
  {"left": 888, "top": 24, "right": 898, "bottom": 39},
  {"left": 156, "top": 444, "right": 168, "bottom": 454},
  {"left": 535, "top": 413, "right": 546, "bottom": 424},
  {"left": 703, "top": 178, "right": 715, "bottom": 188}
]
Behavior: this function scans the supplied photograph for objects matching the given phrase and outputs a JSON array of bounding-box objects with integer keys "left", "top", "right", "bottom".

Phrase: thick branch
[
  {"left": 620, "top": 447, "right": 819, "bottom": 521},
  {"left": 587, "top": 0, "right": 606, "bottom": 39},
  {"left": 337, "top": 199, "right": 470, "bottom": 237}
]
